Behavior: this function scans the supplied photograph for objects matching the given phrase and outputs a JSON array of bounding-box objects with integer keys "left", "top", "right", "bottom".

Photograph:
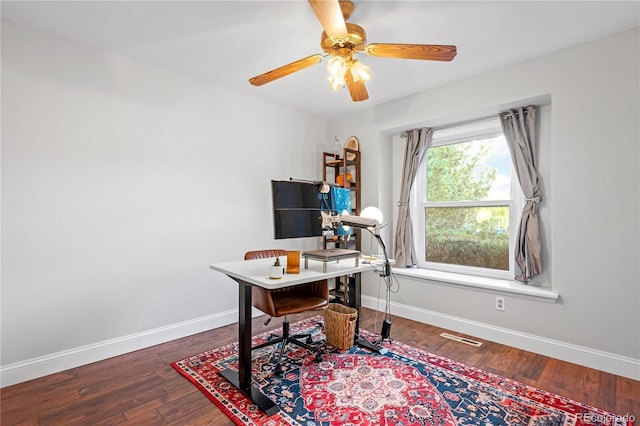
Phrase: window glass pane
[
  {"left": 427, "top": 136, "right": 511, "bottom": 202},
  {"left": 425, "top": 206, "right": 509, "bottom": 270}
]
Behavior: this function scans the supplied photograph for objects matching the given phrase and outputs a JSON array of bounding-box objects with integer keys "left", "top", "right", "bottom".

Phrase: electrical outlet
[{"left": 495, "top": 296, "right": 505, "bottom": 311}]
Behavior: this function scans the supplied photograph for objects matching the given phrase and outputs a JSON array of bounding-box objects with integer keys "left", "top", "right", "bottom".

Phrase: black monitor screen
[{"left": 271, "top": 180, "right": 332, "bottom": 239}]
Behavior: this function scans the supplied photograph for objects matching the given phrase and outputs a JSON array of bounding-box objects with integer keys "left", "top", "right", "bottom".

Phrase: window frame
[{"left": 412, "top": 118, "right": 524, "bottom": 280}]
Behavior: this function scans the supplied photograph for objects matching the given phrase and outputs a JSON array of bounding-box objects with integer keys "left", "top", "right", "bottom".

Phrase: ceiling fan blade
[
  {"left": 366, "top": 43, "right": 457, "bottom": 61},
  {"left": 249, "top": 54, "right": 323, "bottom": 86},
  {"left": 345, "top": 69, "right": 369, "bottom": 102},
  {"left": 308, "top": 0, "right": 348, "bottom": 41}
]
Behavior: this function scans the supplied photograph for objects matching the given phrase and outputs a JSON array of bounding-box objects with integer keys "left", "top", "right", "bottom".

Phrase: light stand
[
  {"left": 370, "top": 232, "right": 393, "bottom": 344},
  {"left": 321, "top": 211, "right": 393, "bottom": 352},
  {"left": 372, "top": 233, "right": 391, "bottom": 278}
]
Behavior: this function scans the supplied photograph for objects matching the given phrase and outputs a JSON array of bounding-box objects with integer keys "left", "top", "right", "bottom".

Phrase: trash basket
[{"left": 324, "top": 303, "right": 358, "bottom": 349}]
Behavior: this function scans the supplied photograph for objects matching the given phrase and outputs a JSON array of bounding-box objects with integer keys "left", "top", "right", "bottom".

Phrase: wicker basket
[{"left": 324, "top": 303, "right": 358, "bottom": 349}]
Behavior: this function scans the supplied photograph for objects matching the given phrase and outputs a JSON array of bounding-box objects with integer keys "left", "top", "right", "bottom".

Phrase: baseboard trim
[
  {"left": 361, "top": 295, "right": 640, "bottom": 381},
  {"left": 5, "top": 301, "right": 638, "bottom": 386},
  {"left": 1, "top": 309, "right": 248, "bottom": 388}
]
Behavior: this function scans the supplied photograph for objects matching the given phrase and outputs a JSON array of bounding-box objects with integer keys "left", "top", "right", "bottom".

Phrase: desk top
[{"left": 210, "top": 256, "right": 372, "bottom": 289}]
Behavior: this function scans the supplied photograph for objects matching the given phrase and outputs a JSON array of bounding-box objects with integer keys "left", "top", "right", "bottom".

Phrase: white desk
[
  {"left": 210, "top": 256, "right": 375, "bottom": 415},
  {"left": 211, "top": 255, "right": 369, "bottom": 288}
]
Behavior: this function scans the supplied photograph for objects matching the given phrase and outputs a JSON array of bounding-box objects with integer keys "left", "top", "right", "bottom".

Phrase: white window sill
[{"left": 391, "top": 267, "right": 558, "bottom": 303}]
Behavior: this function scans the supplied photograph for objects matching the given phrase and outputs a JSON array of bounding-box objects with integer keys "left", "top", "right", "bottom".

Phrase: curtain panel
[
  {"left": 500, "top": 106, "right": 543, "bottom": 283},
  {"left": 393, "top": 127, "right": 433, "bottom": 267}
]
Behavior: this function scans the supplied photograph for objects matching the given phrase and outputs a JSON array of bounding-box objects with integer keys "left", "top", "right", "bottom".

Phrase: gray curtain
[
  {"left": 394, "top": 127, "right": 433, "bottom": 267},
  {"left": 500, "top": 106, "right": 542, "bottom": 283}
]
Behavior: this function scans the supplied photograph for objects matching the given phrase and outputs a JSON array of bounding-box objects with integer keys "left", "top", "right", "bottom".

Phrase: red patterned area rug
[{"left": 172, "top": 316, "right": 630, "bottom": 426}]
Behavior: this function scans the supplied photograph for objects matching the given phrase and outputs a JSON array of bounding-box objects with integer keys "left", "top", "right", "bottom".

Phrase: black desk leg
[
  {"left": 348, "top": 273, "right": 385, "bottom": 353},
  {"left": 218, "top": 279, "right": 279, "bottom": 416}
]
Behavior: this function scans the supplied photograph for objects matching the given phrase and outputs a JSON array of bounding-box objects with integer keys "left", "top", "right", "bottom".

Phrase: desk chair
[{"left": 245, "top": 249, "right": 329, "bottom": 375}]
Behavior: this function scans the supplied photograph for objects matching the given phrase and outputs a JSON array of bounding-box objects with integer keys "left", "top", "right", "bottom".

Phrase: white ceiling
[{"left": 2, "top": 1, "right": 639, "bottom": 119}]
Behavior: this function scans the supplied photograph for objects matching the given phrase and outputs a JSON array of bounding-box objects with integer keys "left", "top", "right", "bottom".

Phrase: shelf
[
  {"left": 329, "top": 277, "right": 349, "bottom": 305},
  {"left": 322, "top": 148, "right": 361, "bottom": 257},
  {"left": 330, "top": 288, "right": 346, "bottom": 297},
  {"left": 325, "top": 159, "right": 358, "bottom": 167}
]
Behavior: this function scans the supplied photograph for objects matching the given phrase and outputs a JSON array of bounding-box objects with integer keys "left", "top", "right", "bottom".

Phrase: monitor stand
[{"left": 302, "top": 248, "right": 360, "bottom": 272}]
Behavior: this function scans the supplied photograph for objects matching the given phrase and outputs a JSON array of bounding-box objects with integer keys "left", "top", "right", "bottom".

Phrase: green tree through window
[
  {"left": 424, "top": 136, "right": 510, "bottom": 270},
  {"left": 427, "top": 142, "right": 495, "bottom": 202}
]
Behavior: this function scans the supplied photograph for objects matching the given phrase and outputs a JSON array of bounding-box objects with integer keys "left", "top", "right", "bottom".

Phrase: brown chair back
[{"left": 244, "top": 249, "right": 287, "bottom": 261}]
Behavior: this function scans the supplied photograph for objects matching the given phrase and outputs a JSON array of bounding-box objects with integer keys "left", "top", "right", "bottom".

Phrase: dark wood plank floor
[{"left": 2, "top": 308, "right": 638, "bottom": 424}]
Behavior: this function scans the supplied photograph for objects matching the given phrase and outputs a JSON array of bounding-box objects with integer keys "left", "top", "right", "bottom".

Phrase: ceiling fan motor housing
[{"left": 321, "top": 23, "right": 367, "bottom": 55}]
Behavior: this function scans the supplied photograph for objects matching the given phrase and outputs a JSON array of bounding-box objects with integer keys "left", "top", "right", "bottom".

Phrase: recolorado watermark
[{"left": 577, "top": 412, "right": 635, "bottom": 425}]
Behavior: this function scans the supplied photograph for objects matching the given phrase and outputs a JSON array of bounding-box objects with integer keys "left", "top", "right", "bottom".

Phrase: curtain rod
[
  {"left": 400, "top": 115, "right": 496, "bottom": 138},
  {"left": 400, "top": 106, "right": 534, "bottom": 138}
]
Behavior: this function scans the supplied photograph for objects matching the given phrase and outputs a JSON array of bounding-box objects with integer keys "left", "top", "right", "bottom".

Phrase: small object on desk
[
  {"left": 286, "top": 250, "right": 300, "bottom": 274},
  {"left": 269, "top": 268, "right": 284, "bottom": 279},
  {"left": 270, "top": 257, "right": 284, "bottom": 279}
]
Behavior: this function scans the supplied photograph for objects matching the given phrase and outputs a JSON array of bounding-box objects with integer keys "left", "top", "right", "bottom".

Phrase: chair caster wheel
[
  {"left": 274, "top": 365, "right": 283, "bottom": 375},
  {"left": 306, "top": 336, "right": 313, "bottom": 344},
  {"left": 315, "top": 353, "right": 322, "bottom": 363}
]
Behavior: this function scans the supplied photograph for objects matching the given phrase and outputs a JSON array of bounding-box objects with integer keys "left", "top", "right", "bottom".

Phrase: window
[{"left": 414, "top": 118, "right": 522, "bottom": 278}]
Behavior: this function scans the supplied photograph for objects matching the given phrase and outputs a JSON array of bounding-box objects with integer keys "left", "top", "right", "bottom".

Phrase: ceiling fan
[{"left": 248, "top": 0, "right": 457, "bottom": 102}]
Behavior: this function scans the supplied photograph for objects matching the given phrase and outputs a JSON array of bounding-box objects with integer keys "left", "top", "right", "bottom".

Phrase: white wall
[
  {"left": 328, "top": 28, "right": 640, "bottom": 378},
  {"left": 1, "top": 21, "right": 326, "bottom": 385}
]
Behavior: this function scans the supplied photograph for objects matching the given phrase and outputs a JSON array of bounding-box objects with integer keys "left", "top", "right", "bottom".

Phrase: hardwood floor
[{"left": 2, "top": 308, "right": 638, "bottom": 424}]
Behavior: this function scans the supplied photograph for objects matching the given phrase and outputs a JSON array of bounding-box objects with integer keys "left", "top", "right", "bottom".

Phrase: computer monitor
[{"left": 271, "top": 180, "right": 351, "bottom": 239}]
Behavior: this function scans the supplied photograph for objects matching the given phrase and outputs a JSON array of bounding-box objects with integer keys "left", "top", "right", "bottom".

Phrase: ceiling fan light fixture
[
  {"left": 328, "top": 75, "right": 345, "bottom": 91},
  {"left": 350, "top": 60, "right": 371, "bottom": 82},
  {"left": 327, "top": 56, "right": 347, "bottom": 76},
  {"left": 327, "top": 56, "right": 348, "bottom": 91}
]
